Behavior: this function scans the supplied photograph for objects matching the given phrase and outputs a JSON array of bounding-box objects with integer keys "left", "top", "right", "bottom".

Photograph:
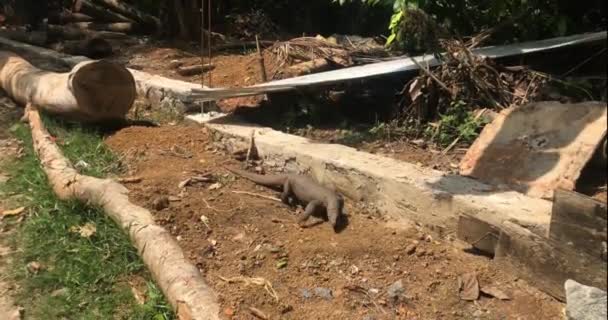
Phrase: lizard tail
[{"left": 225, "top": 167, "right": 287, "bottom": 187}]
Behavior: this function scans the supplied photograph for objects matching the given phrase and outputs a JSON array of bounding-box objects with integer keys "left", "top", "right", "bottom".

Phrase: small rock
[
  {"left": 75, "top": 160, "right": 90, "bottom": 170},
  {"left": 362, "top": 315, "right": 376, "bottom": 320},
  {"left": 481, "top": 286, "right": 511, "bottom": 300},
  {"left": 458, "top": 273, "right": 480, "bottom": 301},
  {"left": 313, "top": 287, "right": 333, "bottom": 300},
  {"left": 208, "top": 182, "right": 222, "bottom": 190},
  {"left": 280, "top": 304, "right": 293, "bottom": 314},
  {"left": 416, "top": 249, "right": 426, "bottom": 257},
  {"left": 349, "top": 265, "right": 360, "bottom": 275},
  {"left": 387, "top": 280, "right": 405, "bottom": 302},
  {"left": 300, "top": 288, "right": 313, "bottom": 299},
  {"left": 411, "top": 139, "right": 427, "bottom": 148},
  {"left": 405, "top": 244, "right": 417, "bottom": 255},
  {"left": 223, "top": 308, "right": 234, "bottom": 316},
  {"left": 152, "top": 196, "right": 170, "bottom": 211},
  {"left": 472, "top": 309, "right": 484, "bottom": 318},
  {"left": 565, "top": 279, "right": 607, "bottom": 320}
]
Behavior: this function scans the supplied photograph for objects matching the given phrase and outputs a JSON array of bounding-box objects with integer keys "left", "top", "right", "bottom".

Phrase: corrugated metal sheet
[{"left": 192, "top": 31, "right": 606, "bottom": 101}]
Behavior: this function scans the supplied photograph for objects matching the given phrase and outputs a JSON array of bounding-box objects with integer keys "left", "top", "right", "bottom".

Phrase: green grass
[{"left": 1, "top": 115, "right": 174, "bottom": 320}]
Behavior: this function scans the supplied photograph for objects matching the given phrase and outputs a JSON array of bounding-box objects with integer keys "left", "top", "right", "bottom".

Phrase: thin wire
[
  {"left": 207, "top": 0, "right": 213, "bottom": 88},
  {"left": 200, "top": 0, "right": 207, "bottom": 113}
]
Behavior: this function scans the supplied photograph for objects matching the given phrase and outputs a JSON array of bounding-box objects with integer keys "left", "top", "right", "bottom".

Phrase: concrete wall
[{"left": 196, "top": 115, "right": 552, "bottom": 236}]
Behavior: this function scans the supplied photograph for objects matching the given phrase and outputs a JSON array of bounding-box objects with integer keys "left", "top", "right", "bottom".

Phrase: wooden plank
[
  {"left": 457, "top": 214, "right": 500, "bottom": 255},
  {"left": 496, "top": 221, "right": 607, "bottom": 301},
  {"left": 550, "top": 189, "right": 607, "bottom": 260}
]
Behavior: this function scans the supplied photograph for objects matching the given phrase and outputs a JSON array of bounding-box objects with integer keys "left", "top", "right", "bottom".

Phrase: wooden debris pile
[
  {"left": 0, "top": 0, "right": 160, "bottom": 58},
  {"left": 397, "top": 35, "right": 547, "bottom": 140},
  {"left": 269, "top": 35, "right": 387, "bottom": 78}
]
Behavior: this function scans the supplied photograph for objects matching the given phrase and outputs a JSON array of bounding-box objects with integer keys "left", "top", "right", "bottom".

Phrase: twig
[
  {"left": 344, "top": 285, "right": 387, "bottom": 315},
  {"left": 561, "top": 47, "right": 607, "bottom": 77},
  {"left": 218, "top": 275, "right": 279, "bottom": 302},
  {"left": 246, "top": 130, "right": 258, "bottom": 162},
  {"left": 410, "top": 55, "right": 452, "bottom": 96},
  {"left": 231, "top": 190, "right": 281, "bottom": 202},
  {"left": 255, "top": 35, "right": 268, "bottom": 82},
  {"left": 248, "top": 306, "right": 269, "bottom": 320},
  {"left": 202, "top": 198, "right": 233, "bottom": 213}
]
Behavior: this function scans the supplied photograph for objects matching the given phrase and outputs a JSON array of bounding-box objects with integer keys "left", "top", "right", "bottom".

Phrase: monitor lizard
[{"left": 226, "top": 167, "right": 344, "bottom": 230}]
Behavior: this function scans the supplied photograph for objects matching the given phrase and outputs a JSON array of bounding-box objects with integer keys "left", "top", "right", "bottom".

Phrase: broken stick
[{"left": 23, "top": 104, "right": 220, "bottom": 319}]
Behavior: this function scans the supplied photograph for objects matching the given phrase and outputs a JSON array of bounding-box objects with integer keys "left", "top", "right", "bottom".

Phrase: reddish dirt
[
  {"left": 110, "top": 44, "right": 283, "bottom": 112},
  {"left": 105, "top": 125, "right": 564, "bottom": 320}
]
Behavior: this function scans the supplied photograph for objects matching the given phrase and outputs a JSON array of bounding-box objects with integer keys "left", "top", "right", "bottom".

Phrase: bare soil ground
[{"left": 105, "top": 125, "right": 564, "bottom": 320}]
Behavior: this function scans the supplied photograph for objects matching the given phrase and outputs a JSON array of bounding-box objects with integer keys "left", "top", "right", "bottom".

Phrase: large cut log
[
  {"left": 75, "top": 0, "right": 134, "bottom": 23},
  {"left": 0, "top": 29, "right": 47, "bottom": 47},
  {"left": 48, "top": 10, "right": 95, "bottom": 24},
  {"left": 66, "top": 22, "right": 139, "bottom": 34},
  {"left": 22, "top": 105, "right": 220, "bottom": 320},
  {"left": 0, "top": 51, "right": 135, "bottom": 122},
  {"left": 0, "top": 36, "right": 219, "bottom": 114},
  {"left": 49, "top": 38, "right": 113, "bottom": 59},
  {"left": 47, "top": 24, "right": 129, "bottom": 41},
  {"left": 92, "top": 0, "right": 160, "bottom": 30}
]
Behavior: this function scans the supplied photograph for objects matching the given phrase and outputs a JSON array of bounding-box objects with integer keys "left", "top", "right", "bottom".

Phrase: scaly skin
[{"left": 226, "top": 167, "right": 344, "bottom": 230}]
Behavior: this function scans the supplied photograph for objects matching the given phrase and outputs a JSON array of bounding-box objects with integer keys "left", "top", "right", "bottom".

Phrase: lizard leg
[
  {"left": 280, "top": 179, "right": 292, "bottom": 204},
  {"left": 298, "top": 200, "right": 325, "bottom": 228}
]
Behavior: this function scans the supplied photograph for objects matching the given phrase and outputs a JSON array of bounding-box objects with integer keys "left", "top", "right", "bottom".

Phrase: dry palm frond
[{"left": 269, "top": 37, "right": 352, "bottom": 68}]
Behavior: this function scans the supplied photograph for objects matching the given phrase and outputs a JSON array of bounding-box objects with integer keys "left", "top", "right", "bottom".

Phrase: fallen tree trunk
[
  {"left": 0, "top": 51, "right": 134, "bottom": 122},
  {"left": 66, "top": 22, "right": 139, "bottom": 33},
  {"left": 49, "top": 38, "right": 113, "bottom": 59},
  {"left": 76, "top": 0, "right": 134, "bottom": 23},
  {"left": 23, "top": 104, "right": 220, "bottom": 320},
  {"left": 48, "top": 24, "right": 129, "bottom": 41},
  {"left": 92, "top": 0, "right": 160, "bottom": 30}
]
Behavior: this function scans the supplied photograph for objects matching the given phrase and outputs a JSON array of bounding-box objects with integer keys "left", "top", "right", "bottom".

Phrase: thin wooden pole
[{"left": 255, "top": 35, "right": 267, "bottom": 82}]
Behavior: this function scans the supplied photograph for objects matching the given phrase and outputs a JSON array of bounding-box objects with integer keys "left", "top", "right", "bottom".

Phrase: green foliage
[
  {"left": 336, "top": 0, "right": 606, "bottom": 52},
  {"left": 1, "top": 118, "right": 173, "bottom": 320},
  {"left": 424, "top": 100, "right": 487, "bottom": 146}
]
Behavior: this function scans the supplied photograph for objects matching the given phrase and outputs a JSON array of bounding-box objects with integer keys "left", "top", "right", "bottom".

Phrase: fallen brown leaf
[
  {"left": 69, "top": 222, "right": 97, "bottom": 238},
  {"left": 131, "top": 286, "right": 146, "bottom": 305}
]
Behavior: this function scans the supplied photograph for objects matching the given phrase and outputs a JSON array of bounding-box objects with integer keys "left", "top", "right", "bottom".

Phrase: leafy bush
[{"left": 336, "top": 0, "right": 606, "bottom": 52}]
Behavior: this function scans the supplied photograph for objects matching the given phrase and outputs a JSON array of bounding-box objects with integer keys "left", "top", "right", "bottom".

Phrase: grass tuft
[{"left": 1, "top": 115, "right": 173, "bottom": 320}]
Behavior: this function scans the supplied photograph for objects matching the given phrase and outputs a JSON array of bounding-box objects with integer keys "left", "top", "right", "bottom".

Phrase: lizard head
[{"left": 326, "top": 196, "right": 344, "bottom": 228}]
